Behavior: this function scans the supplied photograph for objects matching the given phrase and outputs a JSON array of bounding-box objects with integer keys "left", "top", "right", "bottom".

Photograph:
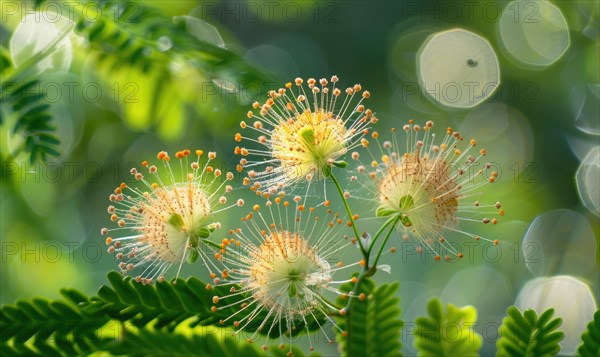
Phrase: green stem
[
  {"left": 370, "top": 216, "right": 400, "bottom": 268},
  {"left": 325, "top": 167, "right": 403, "bottom": 340},
  {"left": 327, "top": 169, "right": 368, "bottom": 260},
  {"left": 366, "top": 215, "right": 398, "bottom": 257},
  {"left": 343, "top": 216, "right": 399, "bottom": 311}
]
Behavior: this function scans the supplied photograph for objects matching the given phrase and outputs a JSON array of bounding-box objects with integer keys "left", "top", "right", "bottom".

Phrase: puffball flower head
[
  {"left": 211, "top": 196, "right": 361, "bottom": 353},
  {"left": 101, "top": 150, "right": 244, "bottom": 284},
  {"left": 353, "top": 120, "right": 504, "bottom": 261},
  {"left": 235, "top": 76, "right": 377, "bottom": 194}
]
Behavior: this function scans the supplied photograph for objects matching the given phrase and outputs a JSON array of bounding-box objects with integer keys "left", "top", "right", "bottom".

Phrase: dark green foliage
[
  {"left": 2, "top": 0, "right": 274, "bottom": 163},
  {"left": 105, "top": 328, "right": 265, "bottom": 357},
  {"left": 336, "top": 277, "right": 403, "bottom": 357},
  {"left": 0, "top": 271, "right": 323, "bottom": 356},
  {"left": 0, "top": 46, "right": 11, "bottom": 78},
  {"left": 80, "top": 271, "right": 320, "bottom": 336},
  {"left": 1, "top": 324, "right": 308, "bottom": 357},
  {"left": 2, "top": 271, "right": 593, "bottom": 356},
  {"left": 578, "top": 310, "right": 600, "bottom": 357},
  {"left": 414, "top": 298, "right": 482, "bottom": 357},
  {"left": 0, "top": 76, "right": 61, "bottom": 163},
  {"left": 99, "top": 272, "right": 323, "bottom": 336},
  {"left": 496, "top": 306, "right": 564, "bottom": 357},
  {"left": 2, "top": 22, "right": 63, "bottom": 163},
  {"left": 37, "top": 0, "right": 273, "bottom": 108},
  {"left": 30, "top": 0, "right": 271, "bottom": 76},
  {"left": 0, "top": 291, "right": 111, "bottom": 356}
]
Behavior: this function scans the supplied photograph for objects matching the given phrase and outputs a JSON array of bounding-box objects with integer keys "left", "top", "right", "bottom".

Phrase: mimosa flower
[
  {"left": 211, "top": 196, "right": 361, "bottom": 353},
  {"left": 234, "top": 76, "right": 377, "bottom": 194},
  {"left": 352, "top": 120, "right": 504, "bottom": 261},
  {"left": 100, "top": 150, "right": 244, "bottom": 284}
]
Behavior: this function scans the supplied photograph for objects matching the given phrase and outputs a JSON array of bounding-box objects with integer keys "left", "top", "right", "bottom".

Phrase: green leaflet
[
  {"left": 0, "top": 75, "right": 61, "bottom": 163},
  {"left": 187, "top": 249, "right": 199, "bottom": 264},
  {"left": 399, "top": 195, "right": 415, "bottom": 210},
  {"left": 578, "top": 310, "right": 600, "bottom": 357},
  {"left": 0, "top": 271, "right": 325, "bottom": 356},
  {"left": 0, "top": 292, "right": 111, "bottom": 356},
  {"left": 414, "top": 298, "right": 482, "bottom": 357},
  {"left": 1, "top": 321, "right": 310, "bottom": 357},
  {"left": 104, "top": 328, "right": 310, "bottom": 357},
  {"left": 36, "top": 0, "right": 270, "bottom": 138},
  {"left": 300, "top": 128, "right": 317, "bottom": 146},
  {"left": 336, "top": 277, "right": 403, "bottom": 357},
  {"left": 496, "top": 306, "right": 564, "bottom": 357},
  {"left": 167, "top": 213, "right": 186, "bottom": 230},
  {"left": 99, "top": 271, "right": 323, "bottom": 335},
  {"left": 375, "top": 195, "right": 414, "bottom": 227},
  {"left": 0, "top": 271, "right": 324, "bottom": 356},
  {"left": 376, "top": 206, "right": 397, "bottom": 217},
  {"left": 333, "top": 160, "right": 348, "bottom": 168}
]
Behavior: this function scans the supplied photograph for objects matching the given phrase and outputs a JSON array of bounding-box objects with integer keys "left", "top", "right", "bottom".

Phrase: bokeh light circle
[
  {"left": 571, "top": 84, "right": 600, "bottom": 136},
  {"left": 244, "top": 45, "right": 299, "bottom": 79},
  {"left": 522, "top": 209, "right": 597, "bottom": 277},
  {"left": 10, "top": 13, "right": 73, "bottom": 74},
  {"left": 515, "top": 276, "right": 597, "bottom": 355},
  {"left": 576, "top": 0, "right": 600, "bottom": 40},
  {"left": 576, "top": 147, "right": 600, "bottom": 216},
  {"left": 498, "top": 0, "right": 570, "bottom": 68},
  {"left": 441, "top": 266, "right": 513, "bottom": 316},
  {"left": 388, "top": 21, "right": 441, "bottom": 82},
  {"left": 460, "top": 103, "right": 534, "bottom": 177},
  {"left": 417, "top": 28, "right": 500, "bottom": 109}
]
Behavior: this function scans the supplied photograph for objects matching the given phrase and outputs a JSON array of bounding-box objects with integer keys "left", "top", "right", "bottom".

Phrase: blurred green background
[{"left": 1, "top": 0, "right": 599, "bottom": 355}]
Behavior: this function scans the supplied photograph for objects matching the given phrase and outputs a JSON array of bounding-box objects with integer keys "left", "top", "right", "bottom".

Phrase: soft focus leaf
[
  {"left": 414, "top": 298, "right": 482, "bottom": 357},
  {"left": 336, "top": 277, "right": 403, "bottom": 356},
  {"left": 497, "top": 306, "right": 564, "bottom": 357},
  {"left": 173, "top": 16, "right": 226, "bottom": 48},
  {"left": 577, "top": 310, "right": 600, "bottom": 357},
  {"left": 9, "top": 13, "right": 73, "bottom": 74}
]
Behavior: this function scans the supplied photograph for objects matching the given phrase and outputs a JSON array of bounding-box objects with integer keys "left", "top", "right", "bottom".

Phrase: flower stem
[
  {"left": 342, "top": 216, "right": 399, "bottom": 311},
  {"left": 325, "top": 168, "right": 370, "bottom": 317},
  {"left": 327, "top": 169, "right": 368, "bottom": 261},
  {"left": 325, "top": 167, "right": 403, "bottom": 334},
  {"left": 370, "top": 216, "right": 400, "bottom": 268},
  {"left": 366, "top": 215, "right": 398, "bottom": 257}
]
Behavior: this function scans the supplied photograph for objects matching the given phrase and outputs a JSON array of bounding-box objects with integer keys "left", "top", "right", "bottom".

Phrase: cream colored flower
[
  {"left": 101, "top": 150, "right": 242, "bottom": 284},
  {"left": 211, "top": 196, "right": 360, "bottom": 352},
  {"left": 235, "top": 76, "right": 376, "bottom": 194},
  {"left": 353, "top": 120, "right": 504, "bottom": 261}
]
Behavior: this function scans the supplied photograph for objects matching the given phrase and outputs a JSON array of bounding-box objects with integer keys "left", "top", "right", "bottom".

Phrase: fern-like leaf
[
  {"left": 336, "top": 277, "right": 403, "bottom": 357},
  {"left": 1, "top": 272, "right": 324, "bottom": 355},
  {"left": 91, "top": 271, "right": 217, "bottom": 330},
  {"left": 0, "top": 290, "right": 111, "bottom": 356},
  {"left": 104, "top": 327, "right": 297, "bottom": 357},
  {"left": 496, "top": 306, "right": 564, "bottom": 357},
  {"left": 578, "top": 310, "right": 600, "bottom": 357},
  {"left": 1, "top": 77, "right": 61, "bottom": 163},
  {"left": 91, "top": 271, "right": 321, "bottom": 336},
  {"left": 414, "top": 298, "right": 482, "bottom": 357},
  {"left": 34, "top": 0, "right": 273, "bottom": 136}
]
